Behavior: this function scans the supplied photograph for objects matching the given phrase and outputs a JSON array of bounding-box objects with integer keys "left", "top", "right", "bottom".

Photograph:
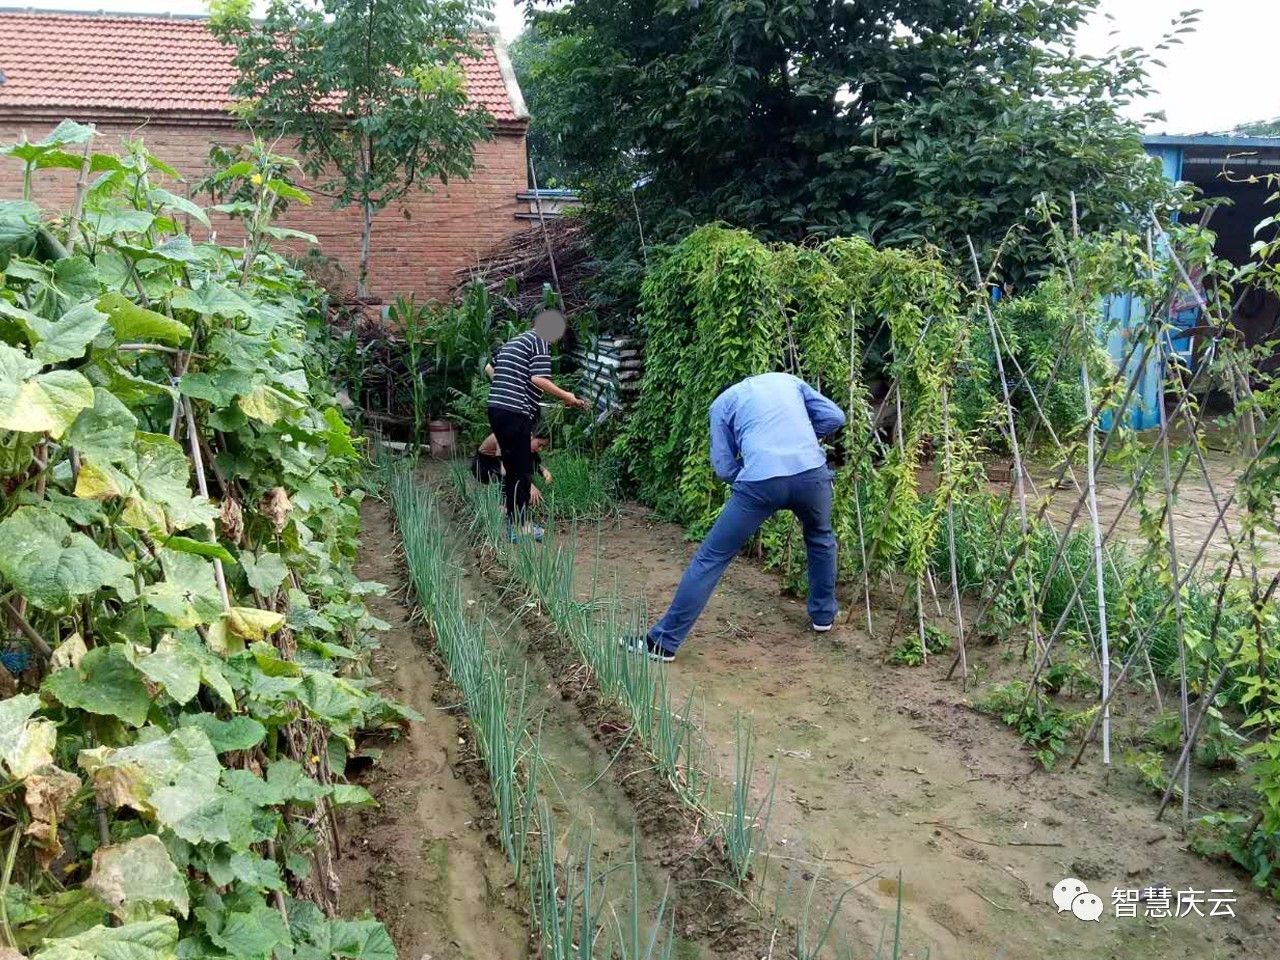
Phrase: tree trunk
[{"left": 358, "top": 199, "right": 373, "bottom": 299}]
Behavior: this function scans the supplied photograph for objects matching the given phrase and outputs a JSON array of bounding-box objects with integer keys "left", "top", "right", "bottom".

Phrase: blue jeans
[{"left": 649, "top": 466, "right": 837, "bottom": 654}]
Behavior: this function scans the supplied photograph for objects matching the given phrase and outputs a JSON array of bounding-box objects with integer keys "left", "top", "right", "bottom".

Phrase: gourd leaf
[
  {"left": 0, "top": 199, "right": 41, "bottom": 251},
  {"left": 177, "top": 714, "right": 265, "bottom": 754},
  {"left": 85, "top": 835, "right": 190, "bottom": 920},
  {"left": 33, "top": 917, "right": 178, "bottom": 960},
  {"left": 43, "top": 645, "right": 151, "bottom": 728},
  {"left": 0, "top": 506, "right": 133, "bottom": 612},
  {"left": 0, "top": 343, "right": 95, "bottom": 438},
  {"left": 97, "top": 292, "right": 190, "bottom": 345},
  {"left": 66, "top": 388, "right": 137, "bottom": 462},
  {"left": 0, "top": 694, "right": 56, "bottom": 780},
  {"left": 148, "top": 188, "right": 210, "bottom": 228},
  {"left": 141, "top": 550, "right": 224, "bottom": 629},
  {"left": 79, "top": 727, "right": 233, "bottom": 845},
  {"left": 170, "top": 282, "right": 256, "bottom": 319},
  {"left": 240, "top": 551, "right": 288, "bottom": 594}
]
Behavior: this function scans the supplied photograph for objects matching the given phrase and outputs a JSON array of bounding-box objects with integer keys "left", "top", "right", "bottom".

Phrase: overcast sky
[{"left": 28, "top": 0, "right": 1280, "bottom": 133}]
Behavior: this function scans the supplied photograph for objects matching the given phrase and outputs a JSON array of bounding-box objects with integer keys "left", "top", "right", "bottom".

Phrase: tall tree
[
  {"left": 211, "top": 0, "right": 495, "bottom": 297},
  {"left": 519, "top": 0, "right": 1189, "bottom": 304}
]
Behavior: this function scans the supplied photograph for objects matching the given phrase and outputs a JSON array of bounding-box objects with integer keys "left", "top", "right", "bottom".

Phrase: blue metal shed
[{"left": 1102, "top": 134, "right": 1280, "bottom": 430}]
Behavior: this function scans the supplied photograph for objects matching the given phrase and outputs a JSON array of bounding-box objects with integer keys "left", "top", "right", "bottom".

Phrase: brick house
[{"left": 0, "top": 11, "right": 531, "bottom": 301}]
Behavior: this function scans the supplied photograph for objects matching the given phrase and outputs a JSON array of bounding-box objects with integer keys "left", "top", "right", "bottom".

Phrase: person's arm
[
  {"left": 709, "top": 398, "right": 741, "bottom": 483},
  {"left": 531, "top": 375, "right": 589, "bottom": 409},
  {"left": 528, "top": 343, "right": 588, "bottom": 409},
  {"left": 799, "top": 380, "right": 847, "bottom": 438}
]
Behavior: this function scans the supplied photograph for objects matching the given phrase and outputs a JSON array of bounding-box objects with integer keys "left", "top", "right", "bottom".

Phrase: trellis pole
[
  {"left": 941, "top": 385, "right": 968, "bottom": 684},
  {"left": 847, "top": 306, "right": 874, "bottom": 636},
  {"left": 966, "top": 235, "right": 1039, "bottom": 664},
  {"left": 1072, "top": 193, "right": 1113, "bottom": 766}
]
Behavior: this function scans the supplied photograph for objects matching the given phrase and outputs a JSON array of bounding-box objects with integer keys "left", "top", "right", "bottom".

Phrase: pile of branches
[{"left": 453, "top": 218, "right": 594, "bottom": 317}]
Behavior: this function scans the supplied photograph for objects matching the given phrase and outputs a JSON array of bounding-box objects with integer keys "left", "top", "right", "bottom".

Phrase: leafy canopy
[
  {"left": 212, "top": 0, "right": 497, "bottom": 292},
  {"left": 515, "top": 0, "right": 1188, "bottom": 300}
]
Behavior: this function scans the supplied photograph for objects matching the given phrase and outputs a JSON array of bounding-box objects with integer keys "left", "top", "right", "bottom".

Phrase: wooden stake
[
  {"left": 941, "top": 386, "right": 968, "bottom": 684},
  {"left": 846, "top": 306, "right": 874, "bottom": 637},
  {"left": 1081, "top": 357, "right": 1112, "bottom": 764},
  {"left": 966, "top": 236, "right": 1038, "bottom": 663}
]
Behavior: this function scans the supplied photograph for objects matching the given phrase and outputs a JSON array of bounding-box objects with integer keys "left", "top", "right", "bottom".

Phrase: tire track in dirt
[
  {"left": 569, "top": 503, "right": 1276, "bottom": 960},
  {"left": 335, "top": 499, "right": 529, "bottom": 960}
]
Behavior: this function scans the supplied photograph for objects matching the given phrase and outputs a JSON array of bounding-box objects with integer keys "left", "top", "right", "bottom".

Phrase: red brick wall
[{"left": 0, "top": 116, "right": 530, "bottom": 303}]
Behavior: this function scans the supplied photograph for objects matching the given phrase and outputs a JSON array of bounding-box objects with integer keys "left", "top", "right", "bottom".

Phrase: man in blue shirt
[{"left": 624, "top": 372, "right": 847, "bottom": 662}]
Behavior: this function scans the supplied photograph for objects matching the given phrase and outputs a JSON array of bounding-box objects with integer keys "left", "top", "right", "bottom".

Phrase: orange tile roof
[{"left": 0, "top": 11, "right": 523, "bottom": 123}]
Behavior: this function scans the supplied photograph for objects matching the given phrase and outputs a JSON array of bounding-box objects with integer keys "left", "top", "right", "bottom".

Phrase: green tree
[
  {"left": 211, "top": 0, "right": 495, "bottom": 296},
  {"left": 519, "top": 0, "right": 1190, "bottom": 307}
]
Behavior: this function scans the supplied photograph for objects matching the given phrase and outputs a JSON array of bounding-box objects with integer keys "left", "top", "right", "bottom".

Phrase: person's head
[
  {"left": 532, "top": 309, "right": 567, "bottom": 344},
  {"left": 531, "top": 433, "right": 550, "bottom": 454}
]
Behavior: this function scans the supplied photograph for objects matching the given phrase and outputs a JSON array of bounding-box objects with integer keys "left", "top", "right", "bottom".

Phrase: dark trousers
[
  {"left": 487, "top": 406, "right": 534, "bottom": 522},
  {"left": 649, "top": 466, "right": 837, "bottom": 653}
]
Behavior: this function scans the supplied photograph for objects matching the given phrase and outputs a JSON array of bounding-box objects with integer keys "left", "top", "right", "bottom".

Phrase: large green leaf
[
  {"left": 148, "top": 189, "right": 210, "bottom": 228},
  {"left": 222, "top": 759, "right": 327, "bottom": 807},
  {"left": 97, "top": 293, "right": 190, "bottom": 345},
  {"left": 33, "top": 916, "right": 178, "bottom": 960},
  {"left": 21, "top": 301, "right": 110, "bottom": 364},
  {"left": 0, "top": 506, "right": 133, "bottom": 612},
  {"left": 66, "top": 388, "right": 138, "bottom": 462},
  {"left": 129, "top": 633, "right": 234, "bottom": 708},
  {"left": 197, "top": 901, "right": 289, "bottom": 960},
  {"left": 177, "top": 714, "right": 265, "bottom": 754},
  {"left": 79, "top": 727, "right": 232, "bottom": 845},
  {"left": 141, "top": 550, "right": 224, "bottom": 629},
  {"left": 85, "top": 835, "right": 189, "bottom": 920},
  {"left": 170, "top": 282, "right": 255, "bottom": 319},
  {"left": 0, "top": 343, "right": 95, "bottom": 438},
  {"left": 84, "top": 207, "right": 155, "bottom": 237},
  {"left": 43, "top": 645, "right": 151, "bottom": 728},
  {"left": 0, "top": 200, "right": 41, "bottom": 251},
  {"left": 0, "top": 694, "right": 56, "bottom": 780},
  {"left": 77, "top": 432, "right": 216, "bottom": 535},
  {"left": 240, "top": 551, "right": 288, "bottom": 594}
]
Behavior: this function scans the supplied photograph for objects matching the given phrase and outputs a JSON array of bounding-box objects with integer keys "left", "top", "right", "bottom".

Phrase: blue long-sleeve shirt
[{"left": 709, "top": 373, "right": 847, "bottom": 483}]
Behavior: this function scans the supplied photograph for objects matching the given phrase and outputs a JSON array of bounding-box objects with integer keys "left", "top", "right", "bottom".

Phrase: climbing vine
[{"left": 0, "top": 124, "right": 400, "bottom": 957}]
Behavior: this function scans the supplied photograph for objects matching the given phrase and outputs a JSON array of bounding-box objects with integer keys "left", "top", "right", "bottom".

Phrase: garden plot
[
  {"left": 560, "top": 503, "right": 1274, "bottom": 960},
  {"left": 335, "top": 499, "right": 527, "bottom": 960}
]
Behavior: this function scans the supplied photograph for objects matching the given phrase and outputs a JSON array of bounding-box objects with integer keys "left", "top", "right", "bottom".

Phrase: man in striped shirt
[{"left": 487, "top": 310, "right": 587, "bottom": 538}]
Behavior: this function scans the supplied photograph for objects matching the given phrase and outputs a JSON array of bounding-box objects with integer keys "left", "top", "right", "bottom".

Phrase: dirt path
[
  {"left": 336, "top": 499, "right": 529, "bottom": 960},
  {"left": 570, "top": 503, "right": 1277, "bottom": 960}
]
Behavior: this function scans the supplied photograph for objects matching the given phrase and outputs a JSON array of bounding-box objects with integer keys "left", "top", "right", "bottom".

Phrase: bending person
[
  {"left": 486, "top": 311, "right": 586, "bottom": 539},
  {"left": 471, "top": 430, "right": 554, "bottom": 505},
  {"left": 623, "top": 372, "right": 846, "bottom": 662}
]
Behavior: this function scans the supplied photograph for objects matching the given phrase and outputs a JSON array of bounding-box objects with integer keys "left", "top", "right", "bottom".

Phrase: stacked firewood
[{"left": 451, "top": 219, "right": 594, "bottom": 317}]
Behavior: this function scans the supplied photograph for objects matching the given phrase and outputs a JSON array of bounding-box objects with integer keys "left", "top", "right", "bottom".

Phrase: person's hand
[
  {"left": 542, "top": 468, "right": 553, "bottom": 484},
  {"left": 566, "top": 393, "right": 590, "bottom": 410},
  {"left": 529, "top": 485, "right": 544, "bottom": 506}
]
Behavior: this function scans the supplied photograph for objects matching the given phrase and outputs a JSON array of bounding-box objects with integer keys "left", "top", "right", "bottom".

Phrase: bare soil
[
  {"left": 335, "top": 498, "right": 529, "bottom": 960},
  {"left": 567, "top": 503, "right": 1280, "bottom": 960}
]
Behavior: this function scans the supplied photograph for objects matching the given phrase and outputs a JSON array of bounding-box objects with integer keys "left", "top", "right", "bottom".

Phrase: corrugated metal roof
[{"left": 0, "top": 11, "right": 522, "bottom": 122}]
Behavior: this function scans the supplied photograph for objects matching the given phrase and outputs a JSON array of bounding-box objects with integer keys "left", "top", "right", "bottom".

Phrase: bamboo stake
[
  {"left": 1071, "top": 416, "right": 1280, "bottom": 767},
  {"left": 65, "top": 133, "right": 94, "bottom": 255},
  {"left": 941, "top": 385, "right": 968, "bottom": 684},
  {"left": 1081, "top": 354, "right": 1112, "bottom": 764},
  {"left": 1156, "top": 332, "right": 1192, "bottom": 818},
  {"left": 846, "top": 306, "right": 874, "bottom": 636},
  {"left": 182, "top": 398, "right": 231, "bottom": 613},
  {"left": 966, "top": 236, "right": 1039, "bottom": 664}
]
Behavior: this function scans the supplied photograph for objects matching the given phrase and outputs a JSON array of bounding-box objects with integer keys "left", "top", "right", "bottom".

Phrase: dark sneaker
[{"left": 619, "top": 634, "right": 675, "bottom": 663}]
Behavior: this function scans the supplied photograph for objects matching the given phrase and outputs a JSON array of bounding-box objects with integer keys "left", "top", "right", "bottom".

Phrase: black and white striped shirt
[{"left": 488, "top": 330, "right": 551, "bottom": 419}]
